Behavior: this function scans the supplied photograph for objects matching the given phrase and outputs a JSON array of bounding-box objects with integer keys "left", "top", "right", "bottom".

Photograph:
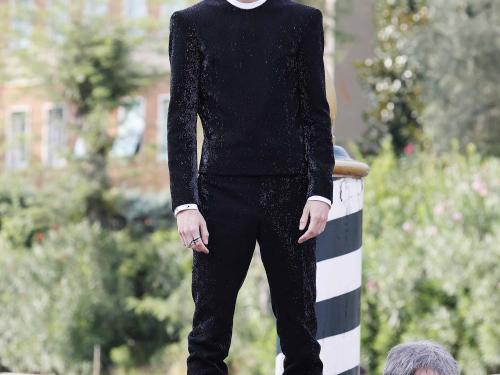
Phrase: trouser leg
[
  {"left": 187, "top": 174, "right": 259, "bottom": 375},
  {"left": 257, "top": 175, "right": 323, "bottom": 375}
]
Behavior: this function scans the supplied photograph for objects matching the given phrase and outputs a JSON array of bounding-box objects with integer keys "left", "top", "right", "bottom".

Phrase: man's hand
[
  {"left": 298, "top": 200, "right": 330, "bottom": 244},
  {"left": 176, "top": 209, "right": 210, "bottom": 254}
]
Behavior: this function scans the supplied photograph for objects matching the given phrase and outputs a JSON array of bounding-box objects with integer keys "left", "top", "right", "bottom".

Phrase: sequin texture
[
  {"left": 189, "top": 173, "right": 322, "bottom": 374},
  {"left": 167, "top": 0, "right": 335, "bottom": 210}
]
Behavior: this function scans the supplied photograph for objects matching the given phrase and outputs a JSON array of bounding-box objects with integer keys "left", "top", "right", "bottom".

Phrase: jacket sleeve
[
  {"left": 167, "top": 11, "right": 202, "bottom": 212},
  {"left": 298, "top": 9, "right": 335, "bottom": 202}
]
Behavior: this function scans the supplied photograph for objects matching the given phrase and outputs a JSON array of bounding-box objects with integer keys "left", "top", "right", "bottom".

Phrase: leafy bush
[
  {"left": 0, "top": 172, "right": 186, "bottom": 374},
  {"left": 2, "top": 139, "right": 498, "bottom": 375},
  {"left": 360, "top": 139, "right": 500, "bottom": 374},
  {"left": 0, "top": 220, "right": 188, "bottom": 374}
]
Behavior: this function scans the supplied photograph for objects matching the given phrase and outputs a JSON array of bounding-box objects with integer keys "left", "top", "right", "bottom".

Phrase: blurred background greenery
[{"left": 0, "top": 0, "right": 498, "bottom": 374}]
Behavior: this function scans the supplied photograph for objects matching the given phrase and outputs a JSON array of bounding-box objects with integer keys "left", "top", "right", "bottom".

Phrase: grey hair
[{"left": 383, "top": 340, "right": 459, "bottom": 375}]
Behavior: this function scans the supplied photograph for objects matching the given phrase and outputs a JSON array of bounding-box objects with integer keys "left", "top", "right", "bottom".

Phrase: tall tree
[
  {"left": 2, "top": 1, "right": 154, "bottom": 226},
  {"left": 408, "top": 0, "right": 500, "bottom": 156},
  {"left": 356, "top": 0, "right": 427, "bottom": 156}
]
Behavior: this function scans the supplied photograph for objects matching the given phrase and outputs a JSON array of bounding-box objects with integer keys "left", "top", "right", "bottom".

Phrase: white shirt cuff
[
  {"left": 174, "top": 203, "right": 199, "bottom": 217},
  {"left": 307, "top": 195, "right": 332, "bottom": 207},
  {"left": 174, "top": 197, "right": 330, "bottom": 216}
]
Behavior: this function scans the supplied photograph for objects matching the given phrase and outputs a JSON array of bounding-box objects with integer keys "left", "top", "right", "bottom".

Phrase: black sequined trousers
[{"left": 187, "top": 172, "right": 323, "bottom": 375}]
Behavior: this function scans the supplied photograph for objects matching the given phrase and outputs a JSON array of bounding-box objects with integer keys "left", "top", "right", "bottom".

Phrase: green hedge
[
  {"left": 360, "top": 140, "right": 500, "bottom": 374},
  {"left": 1, "top": 140, "right": 498, "bottom": 374},
  {"left": 0, "top": 172, "right": 186, "bottom": 374},
  {"left": 0, "top": 220, "right": 190, "bottom": 374}
]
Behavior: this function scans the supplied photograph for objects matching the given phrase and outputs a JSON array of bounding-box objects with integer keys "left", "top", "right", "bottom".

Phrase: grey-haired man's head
[{"left": 383, "top": 340, "right": 459, "bottom": 375}]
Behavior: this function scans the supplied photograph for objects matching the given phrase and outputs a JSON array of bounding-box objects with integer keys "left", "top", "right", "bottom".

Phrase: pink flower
[
  {"left": 366, "top": 279, "right": 378, "bottom": 291},
  {"left": 402, "top": 221, "right": 412, "bottom": 232},
  {"left": 472, "top": 177, "right": 488, "bottom": 197},
  {"left": 404, "top": 143, "right": 415, "bottom": 155},
  {"left": 434, "top": 203, "right": 445, "bottom": 216},
  {"left": 427, "top": 225, "right": 438, "bottom": 235},
  {"left": 452, "top": 212, "right": 463, "bottom": 222}
]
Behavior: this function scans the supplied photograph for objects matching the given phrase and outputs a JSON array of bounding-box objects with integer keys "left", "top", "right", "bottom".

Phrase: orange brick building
[{"left": 0, "top": 0, "right": 191, "bottom": 192}]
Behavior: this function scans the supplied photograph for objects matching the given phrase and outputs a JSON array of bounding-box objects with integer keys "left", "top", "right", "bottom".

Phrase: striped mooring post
[{"left": 275, "top": 145, "right": 369, "bottom": 375}]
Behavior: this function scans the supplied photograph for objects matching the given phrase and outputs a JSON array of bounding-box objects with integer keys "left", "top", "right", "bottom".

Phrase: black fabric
[
  {"left": 167, "top": 0, "right": 335, "bottom": 211},
  {"left": 187, "top": 173, "right": 322, "bottom": 375}
]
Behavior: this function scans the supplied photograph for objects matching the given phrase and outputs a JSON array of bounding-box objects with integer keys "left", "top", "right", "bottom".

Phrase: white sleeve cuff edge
[{"left": 307, "top": 195, "right": 332, "bottom": 206}]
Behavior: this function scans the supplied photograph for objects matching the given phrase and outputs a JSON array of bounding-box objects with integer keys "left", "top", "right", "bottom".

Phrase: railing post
[{"left": 275, "top": 145, "right": 369, "bottom": 375}]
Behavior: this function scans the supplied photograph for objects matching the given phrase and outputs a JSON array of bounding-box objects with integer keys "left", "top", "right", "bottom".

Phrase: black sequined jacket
[{"left": 167, "top": 0, "right": 335, "bottom": 212}]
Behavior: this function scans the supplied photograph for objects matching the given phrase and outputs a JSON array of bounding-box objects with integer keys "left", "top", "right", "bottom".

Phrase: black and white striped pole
[{"left": 275, "top": 145, "right": 369, "bottom": 375}]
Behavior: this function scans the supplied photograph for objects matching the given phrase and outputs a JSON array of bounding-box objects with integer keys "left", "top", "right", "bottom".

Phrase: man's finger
[
  {"left": 181, "top": 226, "right": 198, "bottom": 247},
  {"left": 200, "top": 219, "right": 209, "bottom": 245},
  {"left": 179, "top": 230, "right": 188, "bottom": 247},
  {"left": 187, "top": 227, "right": 209, "bottom": 254},
  {"left": 298, "top": 228, "right": 314, "bottom": 244},
  {"left": 193, "top": 240, "right": 209, "bottom": 254},
  {"left": 298, "top": 218, "right": 321, "bottom": 244},
  {"left": 299, "top": 205, "right": 310, "bottom": 230},
  {"left": 320, "top": 220, "right": 327, "bottom": 234}
]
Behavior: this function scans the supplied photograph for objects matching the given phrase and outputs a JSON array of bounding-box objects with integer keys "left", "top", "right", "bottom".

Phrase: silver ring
[{"left": 190, "top": 236, "right": 201, "bottom": 245}]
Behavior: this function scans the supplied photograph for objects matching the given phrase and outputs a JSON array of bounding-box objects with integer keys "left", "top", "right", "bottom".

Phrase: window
[
  {"left": 157, "top": 94, "right": 170, "bottom": 161},
  {"left": 46, "top": 0, "right": 72, "bottom": 43},
  {"left": 43, "top": 104, "right": 67, "bottom": 167},
  {"left": 6, "top": 108, "right": 30, "bottom": 170},
  {"left": 73, "top": 137, "right": 87, "bottom": 158},
  {"left": 123, "top": 0, "right": 148, "bottom": 19},
  {"left": 111, "top": 97, "right": 146, "bottom": 157},
  {"left": 9, "top": 0, "right": 34, "bottom": 49},
  {"left": 84, "top": 0, "right": 108, "bottom": 17}
]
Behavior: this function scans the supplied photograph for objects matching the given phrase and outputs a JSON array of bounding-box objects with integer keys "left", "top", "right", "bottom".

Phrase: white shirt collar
[{"left": 225, "top": 0, "right": 268, "bottom": 10}]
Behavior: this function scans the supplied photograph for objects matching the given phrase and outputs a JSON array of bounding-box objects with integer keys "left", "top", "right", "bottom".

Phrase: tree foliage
[
  {"left": 356, "top": 0, "right": 427, "bottom": 157},
  {"left": 2, "top": 2, "right": 156, "bottom": 227},
  {"left": 407, "top": 0, "right": 500, "bottom": 156},
  {"left": 0, "top": 173, "right": 181, "bottom": 374}
]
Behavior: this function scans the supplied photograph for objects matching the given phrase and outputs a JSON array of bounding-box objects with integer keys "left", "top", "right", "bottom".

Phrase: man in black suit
[{"left": 167, "top": 0, "right": 335, "bottom": 373}]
